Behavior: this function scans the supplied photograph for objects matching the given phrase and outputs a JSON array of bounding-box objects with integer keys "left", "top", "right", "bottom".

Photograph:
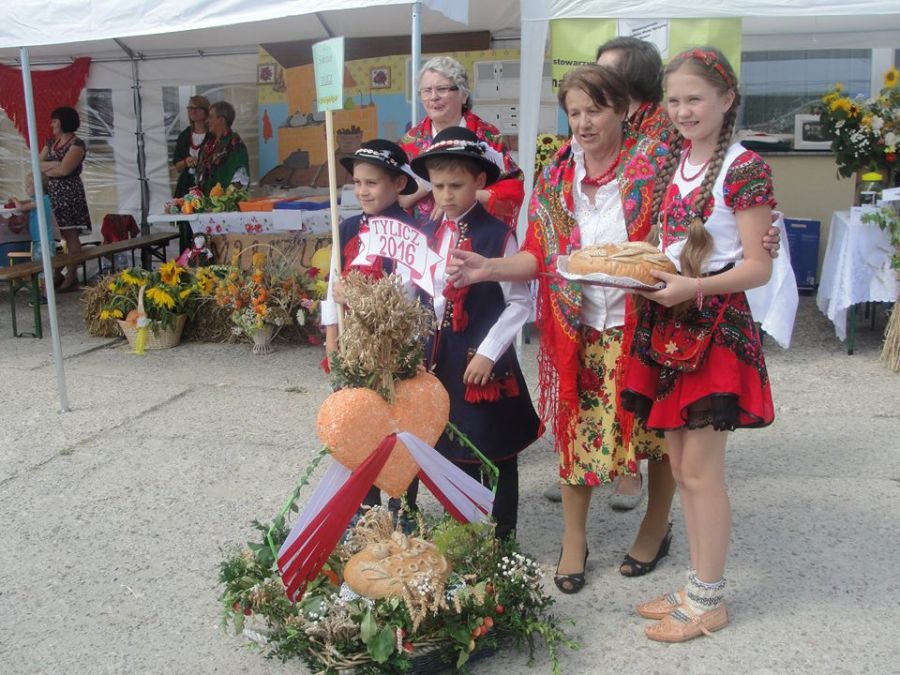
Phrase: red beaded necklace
[
  {"left": 582, "top": 152, "right": 622, "bottom": 188},
  {"left": 679, "top": 146, "right": 712, "bottom": 182}
]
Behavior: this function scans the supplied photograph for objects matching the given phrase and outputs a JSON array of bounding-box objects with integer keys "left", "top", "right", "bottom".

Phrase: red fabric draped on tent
[{"left": 0, "top": 57, "right": 91, "bottom": 148}]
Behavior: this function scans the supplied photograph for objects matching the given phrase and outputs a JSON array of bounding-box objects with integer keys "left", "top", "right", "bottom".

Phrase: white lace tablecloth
[
  {"left": 148, "top": 211, "right": 299, "bottom": 234},
  {"left": 816, "top": 210, "right": 897, "bottom": 341},
  {"left": 148, "top": 208, "right": 362, "bottom": 236}
]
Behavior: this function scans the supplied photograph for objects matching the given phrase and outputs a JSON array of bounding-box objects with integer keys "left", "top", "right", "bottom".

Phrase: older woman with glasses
[{"left": 399, "top": 55, "right": 524, "bottom": 226}]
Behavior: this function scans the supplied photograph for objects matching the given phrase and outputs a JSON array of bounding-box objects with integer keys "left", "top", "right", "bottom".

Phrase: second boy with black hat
[{"left": 406, "top": 126, "right": 542, "bottom": 539}]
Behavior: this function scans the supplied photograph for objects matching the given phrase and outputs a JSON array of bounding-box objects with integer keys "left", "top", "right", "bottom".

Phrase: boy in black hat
[
  {"left": 321, "top": 139, "right": 420, "bottom": 358},
  {"left": 321, "top": 138, "right": 424, "bottom": 513},
  {"left": 408, "top": 126, "right": 542, "bottom": 540}
]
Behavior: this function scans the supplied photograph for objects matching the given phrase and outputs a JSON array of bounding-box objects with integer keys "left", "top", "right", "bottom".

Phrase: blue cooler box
[
  {"left": 784, "top": 217, "right": 820, "bottom": 293},
  {"left": 273, "top": 200, "right": 329, "bottom": 211}
]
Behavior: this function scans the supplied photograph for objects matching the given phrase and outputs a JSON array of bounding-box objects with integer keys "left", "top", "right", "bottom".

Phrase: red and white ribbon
[{"left": 276, "top": 431, "right": 494, "bottom": 603}]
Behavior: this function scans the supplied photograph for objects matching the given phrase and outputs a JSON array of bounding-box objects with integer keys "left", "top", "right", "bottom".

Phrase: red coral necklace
[
  {"left": 679, "top": 146, "right": 712, "bottom": 182},
  {"left": 582, "top": 153, "right": 621, "bottom": 188}
]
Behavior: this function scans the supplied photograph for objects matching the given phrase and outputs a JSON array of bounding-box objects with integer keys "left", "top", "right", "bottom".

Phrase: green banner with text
[{"left": 550, "top": 18, "right": 742, "bottom": 92}]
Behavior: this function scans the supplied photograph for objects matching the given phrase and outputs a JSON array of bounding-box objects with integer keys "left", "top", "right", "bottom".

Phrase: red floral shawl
[
  {"left": 520, "top": 132, "right": 669, "bottom": 470},
  {"left": 630, "top": 101, "right": 676, "bottom": 146},
  {"left": 399, "top": 110, "right": 524, "bottom": 226}
]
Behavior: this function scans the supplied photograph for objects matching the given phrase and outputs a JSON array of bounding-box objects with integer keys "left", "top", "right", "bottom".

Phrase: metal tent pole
[
  {"left": 411, "top": 1, "right": 422, "bottom": 126},
  {"left": 20, "top": 46, "right": 70, "bottom": 412},
  {"left": 115, "top": 39, "right": 151, "bottom": 264}
]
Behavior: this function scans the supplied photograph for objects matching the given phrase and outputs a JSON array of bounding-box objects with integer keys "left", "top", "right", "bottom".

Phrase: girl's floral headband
[{"left": 687, "top": 49, "right": 735, "bottom": 88}]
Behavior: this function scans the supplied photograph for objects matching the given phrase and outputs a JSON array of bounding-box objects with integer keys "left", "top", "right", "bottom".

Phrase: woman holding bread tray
[{"left": 447, "top": 64, "right": 673, "bottom": 595}]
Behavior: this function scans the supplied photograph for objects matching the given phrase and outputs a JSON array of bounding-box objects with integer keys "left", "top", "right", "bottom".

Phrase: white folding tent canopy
[{"left": 0, "top": 0, "right": 522, "bottom": 411}]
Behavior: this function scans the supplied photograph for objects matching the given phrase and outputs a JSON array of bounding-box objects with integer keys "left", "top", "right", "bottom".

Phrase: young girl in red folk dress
[{"left": 621, "top": 48, "right": 775, "bottom": 643}]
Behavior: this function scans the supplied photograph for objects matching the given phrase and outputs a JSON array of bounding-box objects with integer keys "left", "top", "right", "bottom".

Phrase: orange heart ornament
[{"left": 316, "top": 372, "right": 450, "bottom": 497}]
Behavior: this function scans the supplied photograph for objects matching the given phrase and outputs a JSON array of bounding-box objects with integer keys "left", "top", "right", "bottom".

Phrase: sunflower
[
  {"left": 830, "top": 97, "right": 852, "bottom": 114},
  {"left": 121, "top": 270, "right": 145, "bottom": 286},
  {"left": 197, "top": 276, "right": 215, "bottom": 295},
  {"left": 160, "top": 260, "right": 183, "bottom": 286},
  {"left": 884, "top": 67, "right": 899, "bottom": 89},
  {"left": 145, "top": 287, "right": 176, "bottom": 310}
]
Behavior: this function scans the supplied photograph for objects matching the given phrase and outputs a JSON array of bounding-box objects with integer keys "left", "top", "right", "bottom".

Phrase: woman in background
[
  {"left": 171, "top": 95, "right": 211, "bottom": 252},
  {"left": 40, "top": 106, "right": 91, "bottom": 291},
  {"left": 196, "top": 101, "right": 250, "bottom": 196},
  {"left": 399, "top": 55, "right": 523, "bottom": 227}
]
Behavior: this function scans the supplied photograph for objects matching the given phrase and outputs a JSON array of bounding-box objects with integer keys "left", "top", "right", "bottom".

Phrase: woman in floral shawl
[
  {"left": 399, "top": 55, "right": 524, "bottom": 227},
  {"left": 196, "top": 101, "right": 250, "bottom": 196},
  {"left": 447, "top": 65, "right": 671, "bottom": 594}
]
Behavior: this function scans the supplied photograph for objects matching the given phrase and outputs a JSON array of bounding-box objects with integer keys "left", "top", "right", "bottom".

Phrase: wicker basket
[{"left": 117, "top": 314, "right": 187, "bottom": 350}]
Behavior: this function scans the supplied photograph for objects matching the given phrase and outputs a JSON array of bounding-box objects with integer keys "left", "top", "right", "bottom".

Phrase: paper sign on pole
[
  {"left": 313, "top": 36, "right": 346, "bottom": 334},
  {"left": 312, "top": 37, "right": 345, "bottom": 112},
  {"left": 617, "top": 19, "right": 669, "bottom": 59}
]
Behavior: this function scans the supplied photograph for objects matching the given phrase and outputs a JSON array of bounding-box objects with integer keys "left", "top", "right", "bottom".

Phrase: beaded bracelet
[{"left": 695, "top": 277, "right": 704, "bottom": 311}]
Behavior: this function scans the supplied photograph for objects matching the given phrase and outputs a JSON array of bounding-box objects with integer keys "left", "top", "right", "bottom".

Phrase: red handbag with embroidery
[{"left": 649, "top": 298, "right": 729, "bottom": 372}]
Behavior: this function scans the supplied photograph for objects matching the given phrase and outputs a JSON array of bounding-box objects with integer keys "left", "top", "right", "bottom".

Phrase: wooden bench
[{"left": 0, "top": 231, "right": 179, "bottom": 338}]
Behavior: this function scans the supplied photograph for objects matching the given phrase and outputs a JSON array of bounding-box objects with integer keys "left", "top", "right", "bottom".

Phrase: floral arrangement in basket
[
  {"left": 163, "top": 183, "right": 249, "bottom": 215},
  {"left": 211, "top": 244, "right": 325, "bottom": 343},
  {"left": 99, "top": 260, "right": 199, "bottom": 332},
  {"left": 217, "top": 273, "right": 575, "bottom": 673},
  {"left": 819, "top": 67, "right": 900, "bottom": 182},
  {"left": 534, "top": 133, "right": 567, "bottom": 183},
  {"left": 219, "top": 508, "right": 575, "bottom": 674}
]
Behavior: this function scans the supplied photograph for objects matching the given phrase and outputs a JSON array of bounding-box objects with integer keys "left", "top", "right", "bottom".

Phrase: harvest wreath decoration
[{"left": 218, "top": 273, "right": 575, "bottom": 673}]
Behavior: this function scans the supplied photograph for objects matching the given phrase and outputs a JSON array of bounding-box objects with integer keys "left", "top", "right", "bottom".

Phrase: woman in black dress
[
  {"left": 171, "top": 95, "right": 210, "bottom": 252},
  {"left": 40, "top": 106, "right": 91, "bottom": 291}
]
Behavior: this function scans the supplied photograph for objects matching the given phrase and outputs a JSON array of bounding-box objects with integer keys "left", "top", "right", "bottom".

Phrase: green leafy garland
[{"left": 219, "top": 508, "right": 576, "bottom": 674}]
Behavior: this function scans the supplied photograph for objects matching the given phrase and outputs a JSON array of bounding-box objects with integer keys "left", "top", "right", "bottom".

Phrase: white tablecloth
[
  {"left": 816, "top": 209, "right": 897, "bottom": 341},
  {"left": 148, "top": 208, "right": 362, "bottom": 236}
]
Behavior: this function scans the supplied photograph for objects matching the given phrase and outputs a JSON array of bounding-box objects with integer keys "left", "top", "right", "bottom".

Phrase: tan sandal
[
  {"left": 644, "top": 603, "right": 729, "bottom": 643},
  {"left": 636, "top": 588, "right": 685, "bottom": 619}
]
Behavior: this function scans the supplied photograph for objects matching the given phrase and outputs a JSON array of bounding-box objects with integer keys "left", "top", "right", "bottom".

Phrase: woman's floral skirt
[
  {"left": 622, "top": 292, "right": 775, "bottom": 432},
  {"left": 562, "top": 325, "right": 666, "bottom": 486}
]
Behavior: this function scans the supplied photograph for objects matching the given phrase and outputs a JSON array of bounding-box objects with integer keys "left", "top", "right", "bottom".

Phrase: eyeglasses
[
  {"left": 186, "top": 106, "right": 206, "bottom": 111},
  {"left": 418, "top": 85, "right": 459, "bottom": 99}
]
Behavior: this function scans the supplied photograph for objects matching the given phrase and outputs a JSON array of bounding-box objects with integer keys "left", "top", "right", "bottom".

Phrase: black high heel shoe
[
  {"left": 619, "top": 522, "right": 672, "bottom": 578},
  {"left": 554, "top": 545, "right": 589, "bottom": 594}
]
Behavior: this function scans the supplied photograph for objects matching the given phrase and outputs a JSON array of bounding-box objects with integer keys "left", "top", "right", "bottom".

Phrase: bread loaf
[{"left": 567, "top": 241, "right": 676, "bottom": 286}]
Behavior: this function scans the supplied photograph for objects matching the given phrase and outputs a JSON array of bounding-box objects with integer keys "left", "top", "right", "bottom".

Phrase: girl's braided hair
[{"left": 651, "top": 47, "right": 740, "bottom": 280}]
